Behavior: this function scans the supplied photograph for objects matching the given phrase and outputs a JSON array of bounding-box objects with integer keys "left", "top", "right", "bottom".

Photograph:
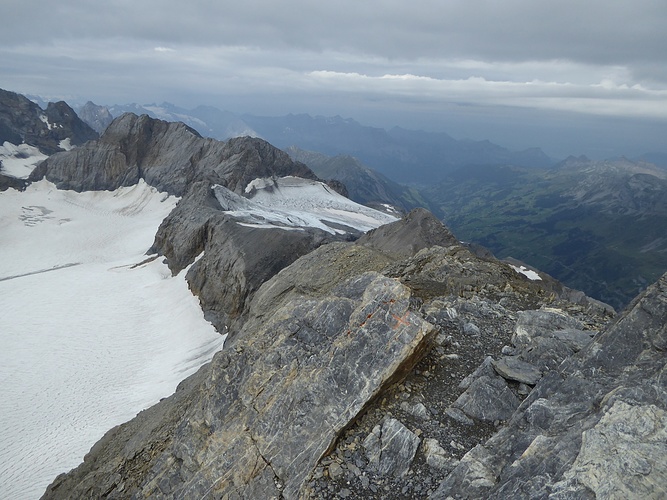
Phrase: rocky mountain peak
[
  {"left": 357, "top": 207, "right": 459, "bottom": 259},
  {"left": 77, "top": 101, "right": 114, "bottom": 133},
  {"left": 31, "top": 112, "right": 317, "bottom": 196},
  {"left": 0, "top": 88, "right": 97, "bottom": 155}
]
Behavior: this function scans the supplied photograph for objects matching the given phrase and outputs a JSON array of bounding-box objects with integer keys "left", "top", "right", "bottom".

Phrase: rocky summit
[
  {"left": 0, "top": 88, "right": 97, "bottom": 156},
  {"left": 9, "top": 108, "right": 663, "bottom": 499}
]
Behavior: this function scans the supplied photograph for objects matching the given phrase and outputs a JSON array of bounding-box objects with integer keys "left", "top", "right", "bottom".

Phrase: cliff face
[{"left": 32, "top": 113, "right": 315, "bottom": 196}]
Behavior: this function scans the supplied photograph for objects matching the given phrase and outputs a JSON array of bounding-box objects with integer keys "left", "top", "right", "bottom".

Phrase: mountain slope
[
  {"left": 243, "top": 113, "right": 553, "bottom": 183},
  {"left": 422, "top": 157, "right": 667, "bottom": 308},
  {"left": 42, "top": 209, "right": 615, "bottom": 500},
  {"left": 0, "top": 89, "right": 97, "bottom": 155},
  {"left": 285, "top": 146, "right": 429, "bottom": 212}
]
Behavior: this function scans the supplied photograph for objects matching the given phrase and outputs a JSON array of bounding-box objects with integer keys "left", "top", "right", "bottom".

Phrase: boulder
[
  {"left": 450, "top": 375, "right": 520, "bottom": 423},
  {"left": 492, "top": 356, "right": 542, "bottom": 385},
  {"left": 363, "top": 418, "right": 421, "bottom": 477}
]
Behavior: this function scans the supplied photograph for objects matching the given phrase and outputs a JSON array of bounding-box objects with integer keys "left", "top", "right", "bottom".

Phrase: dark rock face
[
  {"left": 0, "top": 88, "right": 98, "bottom": 155},
  {"left": 0, "top": 172, "right": 27, "bottom": 191},
  {"left": 32, "top": 112, "right": 316, "bottom": 195}
]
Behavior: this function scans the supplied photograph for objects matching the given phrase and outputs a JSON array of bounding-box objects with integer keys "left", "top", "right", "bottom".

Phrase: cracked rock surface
[{"left": 42, "top": 271, "right": 435, "bottom": 499}]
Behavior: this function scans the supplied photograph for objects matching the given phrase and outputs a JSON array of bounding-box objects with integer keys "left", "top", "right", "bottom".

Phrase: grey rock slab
[
  {"left": 458, "top": 356, "right": 495, "bottom": 390},
  {"left": 492, "top": 356, "right": 542, "bottom": 385},
  {"left": 422, "top": 438, "right": 457, "bottom": 471},
  {"left": 400, "top": 401, "right": 431, "bottom": 420},
  {"left": 512, "top": 308, "right": 584, "bottom": 348},
  {"left": 451, "top": 375, "right": 520, "bottom": 422},
  {"left": 552, "top": 401, "right": 667, "bottom": 499},
  {"left": 550, "top": 328, "right": 596, "bottom": 352},
  {"left": 42, "top": 273, "right": 435, "bottom": 500},
  {"left": 432, "top": 273, "right": 667, "bottom": 499},
  {"left": 363, "top": 418, "right": 421, "bottom": 477},
  {"left": 444, "top": 407, "right": 474, "bottom": 426}
]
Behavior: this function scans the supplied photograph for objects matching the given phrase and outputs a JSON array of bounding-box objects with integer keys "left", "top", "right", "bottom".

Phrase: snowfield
[
  {"left": 0, "top": 180, "right": 225, "bottom": 499},
  {"left": 215, "top": 176, "right": 398, "bottom": 233},
  {"left": 0, "top": 142, "right": 48, "bottom": 179}
]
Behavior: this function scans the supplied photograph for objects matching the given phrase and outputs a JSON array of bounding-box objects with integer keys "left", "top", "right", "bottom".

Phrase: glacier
[{"left": 0, "top": 180, "right": 225, "bottom": 499}]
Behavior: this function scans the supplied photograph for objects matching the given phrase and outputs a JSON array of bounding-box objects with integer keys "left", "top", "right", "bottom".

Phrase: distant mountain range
[
  {"left": 75, "top": 101, "right": 554, "bottom": 183},
  {"left": 17, "top": 93, "right": 667, "bottom": 308}
]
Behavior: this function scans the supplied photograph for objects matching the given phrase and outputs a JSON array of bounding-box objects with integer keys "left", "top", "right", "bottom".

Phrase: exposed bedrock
[
  {"left": 433, "top": 273, "right": 667, "bottom": 499},
  {"left": 42, "top": 270, "right": 436, "bottom": 499}
]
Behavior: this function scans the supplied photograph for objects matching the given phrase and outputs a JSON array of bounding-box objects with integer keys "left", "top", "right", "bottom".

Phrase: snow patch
[
  {"left": 0, "top": 180, "right": 225, "bottom": 499},
  {"left": 511, "top": 264, "right": 542, "bottom": 281},
  {"left": 58, "top": 137, "right": 73, "bottom": 151},
  {"left": 0, "top": 141, "right": 48, "bottom": 178},
  {"left": 217, "top": 176, "right": 397, "bottom": 234},
  {"left": 39, "top": 114, "right": 52, "bottom": 129}
]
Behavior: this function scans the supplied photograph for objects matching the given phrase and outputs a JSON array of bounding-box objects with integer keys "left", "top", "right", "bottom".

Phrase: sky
[{"left": 1, "top": 0, "right": 666, "bottom": 159}]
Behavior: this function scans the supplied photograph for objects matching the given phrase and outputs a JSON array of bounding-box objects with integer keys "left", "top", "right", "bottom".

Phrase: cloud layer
[{"left": 1, "top": 1, "right": 666, "bottom": 157}]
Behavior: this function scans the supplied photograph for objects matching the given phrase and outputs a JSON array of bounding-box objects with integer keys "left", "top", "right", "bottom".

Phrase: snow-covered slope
[
  {"left": 0, "top": 181, "right": 225, "bottom": 499},
  {"left": 0, "top": 141, "right": 47, "bottom": 179},
  {"left": 215, "top": 176, "right": 398, "bottom": 233}
]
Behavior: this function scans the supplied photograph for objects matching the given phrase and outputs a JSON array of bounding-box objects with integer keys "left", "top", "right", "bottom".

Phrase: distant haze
[{"left": 1, "top": 1, "right": 666, "bottom": 159}]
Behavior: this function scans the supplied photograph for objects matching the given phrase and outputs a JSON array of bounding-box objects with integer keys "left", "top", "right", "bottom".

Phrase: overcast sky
[{"left": 1, "top": 0, "right": 666, "bottom": 158}]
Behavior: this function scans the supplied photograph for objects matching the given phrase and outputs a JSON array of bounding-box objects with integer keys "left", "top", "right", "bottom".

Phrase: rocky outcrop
[
  {"left": 41, "top": 205, "right": 625, "bottom": 500},
  {"left": 357, "top": 207, "right": 459, "bottom": 259},
  {"left": 149, "top": 180, "right": 338, "bottom": 333},
  {"left": 33, "top": 113, "right": 316, "bottom": 195},
  {"left": 0, "top": 88, "right": 97, "bottom": 155},
  {"left": 0, "top": 171, "right": 27, "bottom": 191},
  {"left": 42, "top": 270, "right": 435, "bottom": 499},
  {"left": 432, "top": 273, "right": 667, "bottom": 499}
]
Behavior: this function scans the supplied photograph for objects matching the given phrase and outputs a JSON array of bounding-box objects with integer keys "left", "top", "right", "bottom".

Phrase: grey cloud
[
  {"left": 1, "top": 1, "right": 666, "bottom": 159},
  {"left": 4, "top": 1, "right": 666, "bottom": 68}
]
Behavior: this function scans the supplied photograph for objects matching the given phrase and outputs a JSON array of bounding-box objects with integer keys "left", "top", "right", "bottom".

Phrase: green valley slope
[{"left": 421, "top": 156, "right": 667, "bottom": 309}]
